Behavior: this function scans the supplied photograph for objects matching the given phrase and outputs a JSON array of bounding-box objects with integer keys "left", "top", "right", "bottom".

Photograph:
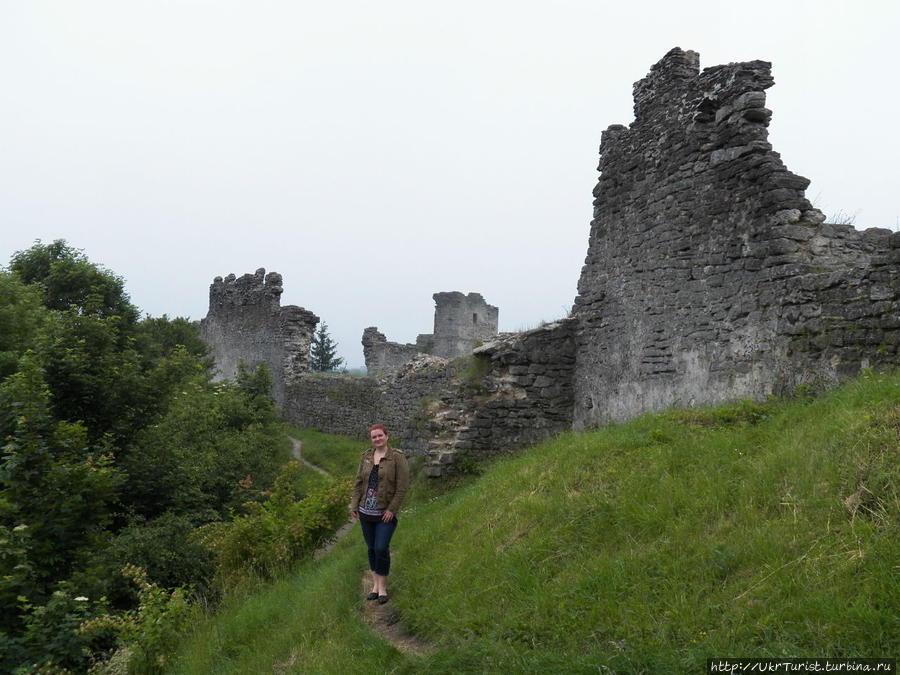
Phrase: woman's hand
[
  {"left": 350, "top": 510, "right": 359, "bottom": 520},
  {"left": 381, "top": 510, "right": 394, "bottom": 522}
]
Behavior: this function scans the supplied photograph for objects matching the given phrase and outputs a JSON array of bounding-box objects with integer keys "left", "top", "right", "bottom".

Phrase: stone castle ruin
[
  {"left": 362, "top": 292, "right": 499, "bottom": 376},
  {"left": 198, "top": 268, "right": 319, "bottom": 408},
  {"left": 572, "top": 48, "right": 898, "bottom": 428},
  {"left": 199, "top": 48, "right": 899, "bottom": 475}
]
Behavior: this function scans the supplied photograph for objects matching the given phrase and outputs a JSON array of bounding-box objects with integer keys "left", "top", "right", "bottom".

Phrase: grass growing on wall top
[{"left": 179, "top": 371, "right": 899, "bottom": 673}]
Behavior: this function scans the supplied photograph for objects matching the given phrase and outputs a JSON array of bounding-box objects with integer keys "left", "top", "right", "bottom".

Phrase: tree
[
  {"left": 0, "top": 355, "right": 122, "bottom": 607},
  {"left": 0, "top": 272, "right": 48, "bottom": 381},
  {"left": 9, "top": 239, "right": 139, "bottom": 326},
  {"left": 309, "top": 323, "right": 344, "bottom": 372}
]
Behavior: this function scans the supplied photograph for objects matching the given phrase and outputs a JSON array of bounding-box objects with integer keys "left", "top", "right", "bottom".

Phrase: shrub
[
  {"left": 79, "top": 564, "right": 193, "bottom": 675},
  {"left": 108, "top": 512, "right": 216, "bottom": 594},
  {"left": 194, "top": 463, "right": 351, "bottom": 590}
]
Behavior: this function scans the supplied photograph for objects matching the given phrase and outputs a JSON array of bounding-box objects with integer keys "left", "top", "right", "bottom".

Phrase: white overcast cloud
[{"left": 2, "top": 0, "right": 898, "bottom": 366}]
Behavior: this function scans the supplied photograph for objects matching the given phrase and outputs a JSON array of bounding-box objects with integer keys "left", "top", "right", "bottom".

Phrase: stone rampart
[
  {"left": 422, "top": 319, "right": 576, "bottom": 474},
  {"left": 361, "top": 327, "right": 421, "bottom": 377},
  {"left": 198, "top": 48, "right": 899, "bottom": 476},
  {"left": 282, "top": 355, "right": 458, "bottom": 453},
  {"left": 362, "top": 291, "right": 499, "bottom": 375},
  {"left": 283, "top": 322, "right": 575, "bottom": 475},
  {"left": 198, "top": 268, "right": 319, "bottom": 407},
  {"left": 429, "top": 291, "right": 499, "bottom": 358},
  {"left": 572, "top": 48, "right": 900, "bottom": 428}
]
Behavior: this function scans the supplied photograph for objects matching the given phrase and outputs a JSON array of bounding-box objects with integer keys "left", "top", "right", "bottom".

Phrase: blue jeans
[{"left": 359, "top": 516, "right": 398, "bottom": 576}]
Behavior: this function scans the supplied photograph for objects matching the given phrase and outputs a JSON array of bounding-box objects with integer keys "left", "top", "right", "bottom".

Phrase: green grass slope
[{"left": 177, "top": 372, "right": 899, "bottom": 673}]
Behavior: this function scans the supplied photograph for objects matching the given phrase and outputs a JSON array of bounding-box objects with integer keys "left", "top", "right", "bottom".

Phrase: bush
[
  {"left": 194, "top": 463, "right": 352, "bottom": 590},
  {"left": 80, "top": 564, "right": 194, "bottom": 675},
  {"left": 0, "top": 581, "right": 112, "bottom": 674},
  {"left": 108, "top": 512, "right": 216, "bottom": 594}
]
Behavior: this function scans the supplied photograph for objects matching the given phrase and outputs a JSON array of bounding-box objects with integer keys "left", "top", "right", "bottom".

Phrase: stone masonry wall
[
  {"left": 198, "top": 48, "right": 898, "bottom": 476},
  {"left": 283, "top": 321, "right": 576, "bottom": 476},
  {"left": 420, "top": 319, "right": 576, "bottom": 475},
  {"left": 361, "top": 327, "right": 421, "bottom": 377},
  {"left": 429, "top": 291, "right": 499, "bottom": 358},
  {"left": 282, "top": 355, "right": 459, "bottom": 452},
  {"left": 572, "top": 48, "right": 900, "bottom": 428},
  {"left": 199, "top": 268, "right": 319, "bottom": 408},
  {"left": 362, "top": 291, "right": 499, "bottom": 375}
]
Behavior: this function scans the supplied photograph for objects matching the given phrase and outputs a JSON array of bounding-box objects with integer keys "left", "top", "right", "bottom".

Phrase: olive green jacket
[{"left": 349, "top": 445, "right": 410, "bottom": 515}]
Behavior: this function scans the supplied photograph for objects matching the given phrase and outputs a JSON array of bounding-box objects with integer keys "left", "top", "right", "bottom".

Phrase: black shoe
[
  {"left": 377, "top": 595, "right": 389, "bottom": 605},
  {"left": 366, "top": 592, "right": 379, "bottom": 601}
]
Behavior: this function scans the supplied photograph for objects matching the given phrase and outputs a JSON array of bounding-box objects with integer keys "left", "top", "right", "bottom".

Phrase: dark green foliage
[
  {"left": 234, "top": 361, "right": 276, "bottom": 418},
  {"left": 309, "top": 322, "right": 345, "bottom": 372},
  {"left": 0, "top": 272, "right": 48, "bottom": 381},
  {"left": 194, "top": 463, "right": 352, "bottom": 590},
  {"left": 80, "top": 564, "right": 194, "bottom": 674},
  {"left": 119, "top": 368, "right": 284, "bottom": 524},
  {"left": 0, "top": 358, "right": 122, "bottom": 671},
  {"left": 0, "top": 358, "right": 122, "bottom": 590},
  {"left": 133, "top": 314, "right": 209, "bottom": 364},
  {"left": 4, "top": 243, "right": 210, "bottom": 446},
  {"left": 108, "top": 512, "right": 216, "bottom": 595},
  {"left": 1, "top": 242, "right": 318, "bottom": 672},
  {"left": 9, "top": 239, "right": 139, "bottom": 325},
  {"left": 14, "top": 583, "right": 111, "bottom": 673},
  {"left": 31, "top": 310, "right": 148, "bottom": 444}
]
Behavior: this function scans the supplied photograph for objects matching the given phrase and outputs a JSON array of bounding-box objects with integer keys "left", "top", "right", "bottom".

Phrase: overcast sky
[{"left": 2, "top": 1, "right": 898, "bottom": 368}]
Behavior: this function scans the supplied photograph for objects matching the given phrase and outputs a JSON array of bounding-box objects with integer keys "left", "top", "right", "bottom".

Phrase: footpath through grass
[
  {"left": 178, "top": 372, "right": 899, "bottom": 673},
  {"left": 283, "top": 425, "right": 366, "bottom": 477}
]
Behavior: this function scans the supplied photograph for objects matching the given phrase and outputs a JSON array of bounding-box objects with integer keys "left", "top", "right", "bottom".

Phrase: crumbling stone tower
[
  {"left": 362, "top": 291, "right": 499, "bottom": 375},
  {"left": 199, "top": 268, "right": 319, "bottom": 407},
  {"left": 572, "top": 48, "right": 900, "bottom": 428},
  {"left": 428, "top": 292, "right": 499, "bottom": 358}
]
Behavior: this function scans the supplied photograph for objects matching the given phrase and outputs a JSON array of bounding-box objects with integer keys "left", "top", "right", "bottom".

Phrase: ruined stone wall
[
  {"left": 198, "top": 269, "right": 319, "bottom": 408},
  {"left": 282, "top": 355, "right": 458, "bottom": 451},
  {"left": 430, "top": 292, "right": 499, "bottom": 358},
  {"left": 197, "top": 49, "right": 899, "bottom": 476},
  {"left": 361, "top": 327, "right": 421, "bottom": 377},
  {"left": 572, "top": 48, "right": 900, "bottom": 428},
  {"left": 420, "top": 319, "right": 577, "bottom": 475},
  {"left": 362, "top": 291, "right": 499, "bottom": 375},
  {"left": 284, "top": 322, "right": 575, "bottom": 476},
  {"left": 283, "top": 373, "right": 381, "bottom": 438}
]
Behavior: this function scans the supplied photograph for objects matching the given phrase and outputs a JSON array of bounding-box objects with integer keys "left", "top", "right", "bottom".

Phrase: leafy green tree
[
  {"left": 309, "top": 322, "right": 344, "bottom": 372},
  {"left": 9, "top": 239, "right": 139, "bottom": 325},
  {"left": 119, "top": 366, "right": 283, "bottom": 524},
  {"left": 32, "top": 310, "right": 147, "bottom": 444},
  {"left": 133, "top": 315, "right": 209, "bottom": 365},
  {"left": 0, "top": 272, "right": 48, "bottom": 381},
  {"left": 0, "top": 356, "right": 122, "bottom": 619},
  {"left": 1, "top": 242, "right": 332, "bottom": 670},
  {"left": 6, "top": 243, "right": 211, "bottom": 446}
]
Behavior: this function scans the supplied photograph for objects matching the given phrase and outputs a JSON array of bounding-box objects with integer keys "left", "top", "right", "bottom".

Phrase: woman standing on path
[{"left": 349, "top": 424, "right": 410, "bottom": 605}]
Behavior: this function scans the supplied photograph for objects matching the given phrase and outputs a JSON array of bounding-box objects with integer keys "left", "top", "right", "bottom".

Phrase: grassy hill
[{"left": 175, "top": 371, "right": 899, "bottom": 673}]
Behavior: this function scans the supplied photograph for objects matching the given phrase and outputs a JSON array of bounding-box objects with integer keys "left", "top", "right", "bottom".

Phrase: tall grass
[
  {"left": 175, "top": 536, "right": 402, "bottom": 674},
  {"left": 179, "top": 372, "right": 899, "bottom": 673},
  {"left": 284, "top": 425, "right": 366, "bottom": 477}
]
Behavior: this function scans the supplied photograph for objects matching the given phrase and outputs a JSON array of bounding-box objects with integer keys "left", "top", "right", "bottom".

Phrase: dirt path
[
  {"left": 360, "top": 573, "right": 432, "bottom": 656},
  {"left": 289, "top": 436, "right": 328, "bottom": 475},
  {"left": 289, "top": 436, "right": 351, "bottom": 558},
  {"left": 288, "top": 436, "right": 433, "bottom": 655}
]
